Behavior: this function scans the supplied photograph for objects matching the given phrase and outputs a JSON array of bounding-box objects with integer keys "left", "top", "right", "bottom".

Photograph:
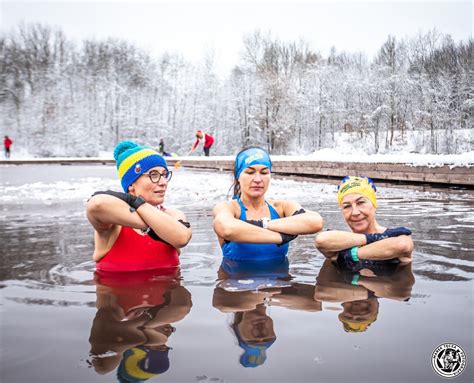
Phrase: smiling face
[
  {"left": 340, "top": 193, "right": 377, "bottom": 234},
  {"left": 238, "top": 165, "right": 271, "bottom": 199},
  {"left": 128, "top": 166, "right": 169, "bottom": 206}
]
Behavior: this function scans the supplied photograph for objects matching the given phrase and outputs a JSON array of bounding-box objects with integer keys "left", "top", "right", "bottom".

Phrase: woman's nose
[{"left": 351, "top": 205, "right": 360, "bottom": 215}]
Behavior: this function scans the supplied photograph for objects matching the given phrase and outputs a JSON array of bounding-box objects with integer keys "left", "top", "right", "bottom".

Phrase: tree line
[{"left": 0, "top": 23, "right": 472, "bottom": 156}]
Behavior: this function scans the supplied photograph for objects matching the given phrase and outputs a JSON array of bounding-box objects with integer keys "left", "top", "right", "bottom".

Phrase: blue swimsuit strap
[{"left": 236, "top": 197, "right": 280, "bottom": 220}]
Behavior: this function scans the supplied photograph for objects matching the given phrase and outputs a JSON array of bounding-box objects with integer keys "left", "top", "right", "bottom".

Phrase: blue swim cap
[
  {"left": 233, "top": 325, "right": 276, "bottom": 368},
  {"left": 235, "top": 147, "right": 272, "bottom": 180}
]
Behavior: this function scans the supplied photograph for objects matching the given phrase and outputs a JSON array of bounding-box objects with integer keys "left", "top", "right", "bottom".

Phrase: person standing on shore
[
  {"left": 4, "top": 135, "right": 13, "bottom": 158},
  {"left": 190, "top": 130, "right": 214, "bottom": 156},
  {"left": 158, "top": 138, "right": 171, "bottom": 157},
  {"left": 158, "top": 138, "right": 165, "bottom": 155}
]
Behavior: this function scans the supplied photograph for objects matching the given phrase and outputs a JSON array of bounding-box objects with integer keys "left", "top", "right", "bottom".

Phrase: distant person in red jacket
[
  {"left": 191, "top": 130, "right": 214, "bottom": 156},
  {"left": 4, "top": 135, "right": 13, "bottom": 158}
]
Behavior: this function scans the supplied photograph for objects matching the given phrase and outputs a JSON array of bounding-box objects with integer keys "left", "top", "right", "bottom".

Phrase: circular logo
[
  {"left": 134, "top": 163, "right": 142, "bottom": 174},
  {"left": 431, "top": 343, "right": 467, "bottom": 378}
]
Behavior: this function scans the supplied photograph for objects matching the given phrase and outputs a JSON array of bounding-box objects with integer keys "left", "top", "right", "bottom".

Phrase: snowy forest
[{"left": 0, "top": 23, "right": 472, "bottom": 157}]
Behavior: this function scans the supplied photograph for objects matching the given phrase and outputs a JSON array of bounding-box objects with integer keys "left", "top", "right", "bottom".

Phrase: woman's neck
[
  {"left": 370, "top": 220, "right": 385, "bottom": 233},
  {"left": 240, "top": 195, "right": 266, "bottom": 211}
]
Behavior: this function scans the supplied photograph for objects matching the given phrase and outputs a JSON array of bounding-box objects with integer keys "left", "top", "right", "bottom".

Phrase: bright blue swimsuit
[{"left": 221, "top": 198, "right": 289, "bottom": 261}]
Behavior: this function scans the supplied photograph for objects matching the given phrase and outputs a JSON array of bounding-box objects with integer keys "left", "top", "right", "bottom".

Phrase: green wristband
[
  {"left": 350, "top": 246, "right": 359, "bottom": 262},
  {"left": 351, "top": 274, "right": 360, "bottom": 285}
]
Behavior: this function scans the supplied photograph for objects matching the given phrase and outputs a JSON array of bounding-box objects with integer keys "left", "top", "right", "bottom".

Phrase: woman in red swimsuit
[{"left": 86, "top": 141, "right": 192, "bottom": 272}]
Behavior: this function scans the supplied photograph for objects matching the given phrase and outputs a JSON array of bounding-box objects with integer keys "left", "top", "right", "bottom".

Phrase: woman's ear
[{"left": 128, "top": 184, "right": 135, "bottom": 195}]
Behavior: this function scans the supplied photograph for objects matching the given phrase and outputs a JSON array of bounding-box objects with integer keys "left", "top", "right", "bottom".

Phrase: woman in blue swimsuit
[{"left": 213, "top": 147, "right": 323, "bottom": 261}]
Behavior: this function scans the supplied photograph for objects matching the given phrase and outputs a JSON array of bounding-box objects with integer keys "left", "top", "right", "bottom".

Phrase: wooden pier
[
  {"left": 1, "top": 157, "right": 472, "bottom": 187},
  {"left": 165, "top": 158, "right": 473, "bottom": 187}
]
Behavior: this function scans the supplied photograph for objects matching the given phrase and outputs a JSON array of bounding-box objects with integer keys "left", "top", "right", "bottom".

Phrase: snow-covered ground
[{"left": 4, "top": 148, "right": 474, "bottom": 167}]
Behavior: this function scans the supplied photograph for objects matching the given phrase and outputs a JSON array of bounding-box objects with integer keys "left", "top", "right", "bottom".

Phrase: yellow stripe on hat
[
  {"left": 118, "top": 149, "right": 157, "bottom": 179},
  {"left": 124, "top": 348, "right": 156, "bottom": 380}
]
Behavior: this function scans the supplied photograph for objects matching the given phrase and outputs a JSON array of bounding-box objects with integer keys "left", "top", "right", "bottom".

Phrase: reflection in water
[
  {"left": 1, "top": 166, "right": 473, "bottom": 383},
  {"left": 88, "top": 268, "right": 192, "bottom": 381},
  {"left": 213, "top": 257, "right": 320, "bottom": 367},
  {"left": 315, "top": 259, "right": 415, "bottom": 333}
]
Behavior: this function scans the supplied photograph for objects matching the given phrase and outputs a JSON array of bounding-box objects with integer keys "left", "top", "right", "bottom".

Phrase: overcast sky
[{"left": 1, "top": 0, "right": 472, "bottom": 75}]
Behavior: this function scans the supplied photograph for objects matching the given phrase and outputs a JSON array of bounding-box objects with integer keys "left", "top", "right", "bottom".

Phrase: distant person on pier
[
  {"left": 4, "top": 135, "right": 13, "bottom": 158},
  {"left": 315, "top": 176, "right": 413, "bottom": 272},
  {"left": 86, "top": 140, "right": 192, "bottom": 272},
  {"left": 158, "top": 138, "right": 171, "bottom": 157},
  {"left": 213, "top": 146, "right": 323, "bottom": 262},
  {"left": 190, "top": 130, "right": 214, "bottom": 156},
  {"left": 158, "top": 138, "right": 165, "bottom": 155}
]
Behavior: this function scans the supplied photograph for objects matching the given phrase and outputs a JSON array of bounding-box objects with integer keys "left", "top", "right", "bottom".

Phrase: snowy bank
[{"left": 2, "top": 148, "right": 473, "bottom": 168}]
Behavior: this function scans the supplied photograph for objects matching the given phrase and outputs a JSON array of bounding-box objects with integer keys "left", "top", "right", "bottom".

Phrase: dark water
[{"left": 1, "top": 165, "right": 473, "bottom": 383}]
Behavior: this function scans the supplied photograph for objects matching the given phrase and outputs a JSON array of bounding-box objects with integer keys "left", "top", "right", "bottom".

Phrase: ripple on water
[{"left": 1, "top": 167, "right": 474, "bottom": 288}]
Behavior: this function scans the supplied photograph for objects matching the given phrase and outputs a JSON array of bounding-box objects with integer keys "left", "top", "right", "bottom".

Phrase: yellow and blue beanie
[
  {"left": 117, "top": 346, "right": 170, "bottom": 382},
  {"left": 114, "top": 141, "right": 168, "bottom": 192},
  {"left": 337, "top": 176, "right": 377, "bottom": 208}
]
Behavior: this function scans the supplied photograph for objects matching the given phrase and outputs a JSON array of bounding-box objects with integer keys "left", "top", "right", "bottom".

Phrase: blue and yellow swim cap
[
  {"left": 234, "top": 147, "right": 272, "bottom": 180},
  {"left": 339, "top": 314, "right": 378, "bottom": 333},
  {"left": 337, "top": 176, "right": 377, "bottom": 208}
]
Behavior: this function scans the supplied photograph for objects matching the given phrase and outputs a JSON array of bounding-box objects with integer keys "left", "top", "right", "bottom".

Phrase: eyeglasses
[{"left": 142, "top": 170, "right": 173, "bottom": 183}]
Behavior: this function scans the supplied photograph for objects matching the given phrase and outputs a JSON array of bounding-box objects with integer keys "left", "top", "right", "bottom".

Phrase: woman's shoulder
[
  {"left": 267, "top": 198, "right": 287, "bottom": 207},
  {"left": 213, "top": 199, "right": 240, "bottom": 215}
]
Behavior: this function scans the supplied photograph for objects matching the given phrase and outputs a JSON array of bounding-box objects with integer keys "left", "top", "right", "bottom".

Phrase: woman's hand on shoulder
[
  {"left": 213, "top": 200, "right": 239, "bottom": 218},
  {"left": 213, "top": 200, "right": 241, "bottom": 240},
  {"left": 86, "top": 192, "right": 134, "bottom": 232}
]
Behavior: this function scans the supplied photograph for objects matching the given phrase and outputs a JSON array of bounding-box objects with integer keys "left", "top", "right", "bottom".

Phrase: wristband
[
  {"left": 178, "top": 219, "right": 191, "bottom": 228},
  {"left": 129, "top": 195, "right": 146, "bottom": 212},
  {"left": 261, "top": 217, "right": 270, "bottom": 229},
  {"left": 350, "top": 246, "right": 359, "bottom": 262},
  {"left": 351, "top": 274, "right": 360, "bottom": 285}
]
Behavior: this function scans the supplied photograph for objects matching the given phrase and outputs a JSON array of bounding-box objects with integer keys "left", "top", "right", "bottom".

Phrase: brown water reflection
[
  {"left": 315, "top": 260, "right": 415, "bottom": 333},
  {"left": 213, "top": 258, "right": 320, "bottom": 368},
  {"left": 88, "top": 268, "right": 191, "bottom": 381}
]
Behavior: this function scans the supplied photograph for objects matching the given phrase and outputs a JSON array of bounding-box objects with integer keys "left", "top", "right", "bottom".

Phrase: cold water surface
[{"left": 1, "top": 165, "right": 473, "bottom": 383}]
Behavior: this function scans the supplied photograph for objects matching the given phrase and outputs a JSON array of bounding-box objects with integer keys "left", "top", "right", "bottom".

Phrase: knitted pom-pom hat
[{"left": 114, "top": 140, "right": 168, "bottom": 192}]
